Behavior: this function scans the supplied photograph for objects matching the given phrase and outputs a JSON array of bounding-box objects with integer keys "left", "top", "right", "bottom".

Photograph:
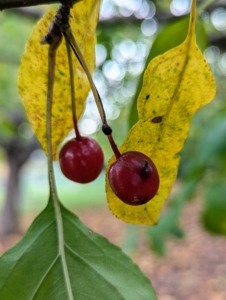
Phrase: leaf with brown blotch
[{"left": 106, "top": 0, "right": 216, "bottom": 225}]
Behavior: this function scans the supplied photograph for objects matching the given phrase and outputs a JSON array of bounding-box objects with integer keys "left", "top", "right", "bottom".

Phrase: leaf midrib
[{"left": 150, "top": 2, "right": 196, "bottom": 156}]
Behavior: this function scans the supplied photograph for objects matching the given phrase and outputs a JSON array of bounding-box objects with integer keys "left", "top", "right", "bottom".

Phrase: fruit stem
[
  {"left": 65, "top": 37, "right": 82, "bottom": 141},
  {"left": 63, "top": 28, "right": 107, "bottom": 126},
  {"left": 107, "top": 134, "right": 121, "bottom": 159},
  {"left": 63, "top": 28, "right": 122, "bottom": 159}
]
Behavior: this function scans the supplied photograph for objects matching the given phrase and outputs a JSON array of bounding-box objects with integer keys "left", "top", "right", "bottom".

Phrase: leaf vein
[{"left": 30, "top": 254, "right": 60, "bottom": 299}]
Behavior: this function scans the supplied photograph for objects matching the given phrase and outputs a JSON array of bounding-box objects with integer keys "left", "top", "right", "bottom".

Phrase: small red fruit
[
  {"left": 59, "top": 136, "right": 104, "bottom": 183},
  {"left": 108, "top": 151, "right": 159, "bottom": 205}
]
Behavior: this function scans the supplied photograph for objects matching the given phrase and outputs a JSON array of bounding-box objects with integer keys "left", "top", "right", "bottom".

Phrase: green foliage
[
  {"left": 202, "top": 182, "right": 226, "bottom": 235},
  {"left": 0, "top": 193, "right": 157, "bottom": 300},
  {"left": 0, "top": 11, "right": 35, "bottom": 110},
  {"left": 1, "top": 1, "right": 226, "bottom": 299},
  {"left": 147, "top": 101, "right": 226, "bottom": 254},
  {"left": 147, "top": 181, "right": 196, "bottom": 256},
  {"left": 125, "top": 7, "right": 226, "bottom": 252},
  {"left": 186, "top": 113, "right": 226, "bottom": 236},
  {"left": 0, "top": 11, "right": 36, "bottom": 141}
]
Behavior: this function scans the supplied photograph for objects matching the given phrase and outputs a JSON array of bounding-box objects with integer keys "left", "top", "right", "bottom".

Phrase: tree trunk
[
  {"left": 0, "top": 135, "right": 39, "bottom": 238},
  {"left": 0, "top": 158, "right": 20, "bottom": 236}
]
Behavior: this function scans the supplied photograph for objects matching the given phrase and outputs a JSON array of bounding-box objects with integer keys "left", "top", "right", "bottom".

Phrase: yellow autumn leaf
[
  {"left": 106, "top": 0, "right": 216, "bottom": 225},
  {"left": 18, "top": 0, "right": 101, "bottom": 159}
]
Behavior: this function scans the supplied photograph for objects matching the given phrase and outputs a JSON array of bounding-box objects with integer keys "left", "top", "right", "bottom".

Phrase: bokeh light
[
  {"left": 211, "top": 8, "right": 226, "bottom": 31},
  {"left": 141, "top": 18, "right": 158, "bottom": 36},
  {"left": 204, "top": 46, "right": 220, "bottom": 64},
  {"left": 170, "top": 0, "right": 191, "bottom": 16}
]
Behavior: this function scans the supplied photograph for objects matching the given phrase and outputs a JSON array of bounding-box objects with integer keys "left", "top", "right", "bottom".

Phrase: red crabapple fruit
[
  {"left": 59, "top": 136, "right": 104, "bottom": 184},
  {"left": 108, "top": 151, "right": 159, "bottom": 205}
]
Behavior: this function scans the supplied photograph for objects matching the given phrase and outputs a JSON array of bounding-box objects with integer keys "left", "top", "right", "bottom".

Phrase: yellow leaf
[
  {"left": 106, "top": 0, "right": 216, "bottom": 225},
  {"left": 18, "top": 0, "right": 101, "bottom": 159}
]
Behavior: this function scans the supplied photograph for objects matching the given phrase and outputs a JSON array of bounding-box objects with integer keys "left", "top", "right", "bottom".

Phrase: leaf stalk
[{"left": 47, "top": 36, "right": 74, "bottom": 300}]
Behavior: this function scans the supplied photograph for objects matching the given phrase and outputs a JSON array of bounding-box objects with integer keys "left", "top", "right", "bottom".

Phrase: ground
[{"left": 0, "top": 199, "right": 226, "bottom": 300}]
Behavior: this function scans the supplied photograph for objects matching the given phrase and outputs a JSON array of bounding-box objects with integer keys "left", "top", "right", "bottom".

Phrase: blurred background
[{"left": 0, "top": 0, "right": 226, "bottom": 299}]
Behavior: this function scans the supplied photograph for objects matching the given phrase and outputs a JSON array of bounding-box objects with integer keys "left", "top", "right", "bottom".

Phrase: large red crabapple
[{"left": 108, "top": 151, "right": 159, "bottom": 205}]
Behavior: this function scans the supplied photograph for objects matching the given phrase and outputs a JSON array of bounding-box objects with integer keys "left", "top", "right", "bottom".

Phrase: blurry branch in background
[
  {"left": 4, "top": 1, "right": 226, "bottom": 52},
  {"left": 8, "top": 7, "right": 45, "bottom": 18},
  {"left": 8, "top": 1, "right": 226, "bottom": 22},
  {"left": 3, "top": 0, "right": 223, "bottom": 19},
  {"left": 0, "top": 0, "right": 80, "bottom": 10},
  {"left": 0, "top": 0, "right": 58, "bottom": 9},
  {"left": 199, "top": 0, "right": 224, "bottom": 12}
]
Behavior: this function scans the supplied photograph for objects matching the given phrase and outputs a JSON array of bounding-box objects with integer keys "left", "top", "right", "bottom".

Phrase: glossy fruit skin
[
  {"left": 108, "top": 151, "right": 159, "bottom": 206},
  {"left": 59, "top": 137, "right": 104, "bottom": 183}
]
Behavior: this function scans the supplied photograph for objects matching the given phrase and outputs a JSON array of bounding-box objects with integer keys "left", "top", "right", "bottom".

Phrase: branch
[
  {"left": 8, "top": 7, "right": 46, "bottom": 18},
  {"left": 0, "top": 0, "right": 80, "bottom": 10}
]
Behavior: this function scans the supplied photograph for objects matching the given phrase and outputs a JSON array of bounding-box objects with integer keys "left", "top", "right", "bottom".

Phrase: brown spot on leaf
[{"left": 152, "top": 116, "right": 163, "bottom": 123}]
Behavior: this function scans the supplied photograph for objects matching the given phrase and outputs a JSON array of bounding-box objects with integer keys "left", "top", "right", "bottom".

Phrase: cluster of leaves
[
  {"left": 0, "top": 0, "right": 224, "bottom": 298},
  {"left": 0, "top": 1, "right": 157, "bottom": 299},
  {"left": 17, "top": 0, "right": 216, "bottom": 228}
]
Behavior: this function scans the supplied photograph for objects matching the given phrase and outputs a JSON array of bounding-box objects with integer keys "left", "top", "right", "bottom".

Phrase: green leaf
[
  {"left": 202, "top": 182, "right": 226, "bottom": 236},
  {"left": 147, "top": 180, "right": 198, "bottom": 256},
  {"left": 0, "top": 194, "right": 157, "bottom": 300}
]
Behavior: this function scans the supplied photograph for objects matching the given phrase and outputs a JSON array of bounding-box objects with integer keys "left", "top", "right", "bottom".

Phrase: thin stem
[
  {"left": 65, "top": 37, "right": 82, "bottom": 141},
  {"left": 107, "top": 135, "right": 121, "bottom": 159},
  {"left": 47, "top": 37, "right": 74, "bottom": 300},
  {"left": 63, "top": 27, "right": 122, "bottom": 158},
  {"left": 63, "top": 28, "right": 107, "bottom": 125},
  {"left": 47, "top": 41, "right": 61, "bottom": 174},
  {"left": 188, "top": 0, "right": 196, "bottom": 39}
]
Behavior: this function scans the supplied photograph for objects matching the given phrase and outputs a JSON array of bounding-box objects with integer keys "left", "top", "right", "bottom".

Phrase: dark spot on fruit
[
  {"left": 140, "top": 160, "right": 152, "bottom": 180},
  {"left": 152, "top": 116, "right": 162, "bottom": 123}
]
